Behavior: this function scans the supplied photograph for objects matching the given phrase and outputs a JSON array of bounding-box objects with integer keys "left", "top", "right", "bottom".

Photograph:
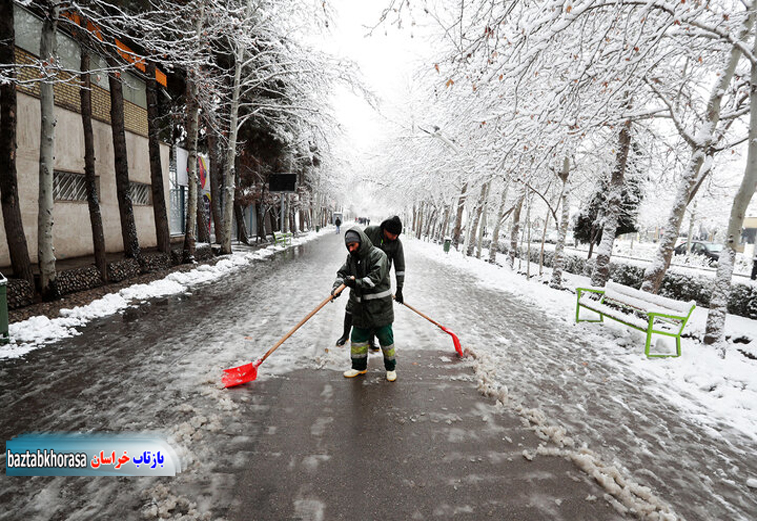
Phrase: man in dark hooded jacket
[
  {"left": 331, "top": 227, "right": 397, "bottom": 381},
  {"left": 334, "top": 216, "right": 405, "bottom": 349}
]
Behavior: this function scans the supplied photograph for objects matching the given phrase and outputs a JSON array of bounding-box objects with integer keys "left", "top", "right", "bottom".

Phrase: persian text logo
[{"left": 5, "top": 433, "right": 182, "bottom": 477}]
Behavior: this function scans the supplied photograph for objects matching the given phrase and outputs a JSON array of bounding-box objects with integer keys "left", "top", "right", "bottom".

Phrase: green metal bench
[
  {"left": 575, "top": 281, "right": 696, "bottom": 358},
  {"left": 272, "top": 231, "right": 293, "bottom": 246}
]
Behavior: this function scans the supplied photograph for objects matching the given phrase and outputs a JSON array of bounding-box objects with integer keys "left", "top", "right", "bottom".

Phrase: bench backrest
[{"left": 604, "top": 281, "right": 695, "bottom": 317}]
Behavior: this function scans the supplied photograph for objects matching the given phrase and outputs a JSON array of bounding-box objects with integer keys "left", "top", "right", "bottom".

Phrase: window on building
[
  {"left": 121, "top": 71, "right": 147, "bottom": 109},
  {"left": 130, "top": 181, "right": 151, "bottom": 206},
  {"left": 15, "top": 6, "right": 80, "bottom": 71},
  {"left": 54, "top": 171, "right": 94, "bottom": 202}
]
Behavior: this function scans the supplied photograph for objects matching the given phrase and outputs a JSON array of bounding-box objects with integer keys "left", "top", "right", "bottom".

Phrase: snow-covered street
[{"left": 1, "top": 231, "right": 756, "bottom": 520}]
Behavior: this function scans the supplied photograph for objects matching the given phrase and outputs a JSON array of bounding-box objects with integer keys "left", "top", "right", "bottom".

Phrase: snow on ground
[
  {"left": 413, "top": 239, "right": 757, "bottom": 444},
  {"left": 1, "top": 229, "right": 329, "bottom": 361},
  {"left": 406, "top": 238, "right": 757, "bottom": 519}
]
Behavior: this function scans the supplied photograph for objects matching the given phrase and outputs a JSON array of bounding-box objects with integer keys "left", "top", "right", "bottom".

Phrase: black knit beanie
[
  {"left": 382, "top": 216, "right": 402, "bottom": 236},
  {"left": 344, "top": 230, "right": 362, "bottom": 245}
]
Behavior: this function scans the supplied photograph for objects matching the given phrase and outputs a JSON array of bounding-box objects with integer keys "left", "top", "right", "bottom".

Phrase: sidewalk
[{"left": 5, "top": 240, "right": 267, "bottom": 323}]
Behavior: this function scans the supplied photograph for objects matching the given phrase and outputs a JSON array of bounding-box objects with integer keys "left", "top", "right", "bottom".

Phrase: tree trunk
[
  {"left": 257, "top": 202, "right": 266, "bottom": 242},
  {"left": 509, "top": 190, "right": 525, "bottom": 269},
  {"left": 539, "top": 211, "right": 550, "bottom": 276},
  {"left": 641, "top": 10, "right": 755, "bottom": 293},
  {"left": 703, "top": 29, "right": 757, "bottom": 353},
  {"left": 182, "top": 75, "right": 200, "bottom": 262},
  {"left": 266, "top": 208, "right": 275, "bottom": 236},
  {"left": 0, "top": 0, "right": 34, "bottom": 286},
  {"left": 107, "top": 56, "right": 142, "bottom": 264},
  {"left": 234, "top": 203, "right": 249, "bottom": 244},
  {"left": 284, "top": 194, "right": 290, "bottom": 233},
  {"left": 145, "top": 61, "right": 170, "bottom": 254},
  {"left": 425, "top": 206, "right": 437, "bottom": 240},
  {"left": 80, "top": 51, "right": 108, "bottom": 283},
  {"left": 207, "top": 125, "right": 224, "bottom": 245},
  {"left": 37, "top": 2, "right": 60, "bottom": 300},
  {"left": 476, "top": 193, "right": 488, "bottom": 260},
  {"left": 220, "top": 2, "right": 248, "bottom": 255},
  {"left": 525, "top": 190, "right": 532, "bottom": 278},
  {"left": 550, "top": 158, "right": 571, "bottom": 289},
  {"left": 489, "top": 182, "right": 510, "bottom": 264},
  {"left": 416, "top": 202, "right": 424, "bottom": 240},
  {"left": 468, "top": 181, "right": 489, "bottom": 257},
  {"left": 463, "top": 204, "right": 474, "bottom": 255},
  {"left": 451, "top": 182, "right": 468, "bottom": 249},
  {"left": 196, "top": 181, "right": 211, "bottom": 244},
  {"left": 685, "top": 200, "right": 697, "bottom": 253},
  {"left": 591, "top": 119, "right": 632, "bottom": 287},
  {"left": 440, "top": 204, "right": 451, "bottom": 242}
]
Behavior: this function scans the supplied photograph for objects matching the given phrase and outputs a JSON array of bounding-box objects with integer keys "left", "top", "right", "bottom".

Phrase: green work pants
[{"left": 350, "top": 325, "right": 396, "bottom": 371}]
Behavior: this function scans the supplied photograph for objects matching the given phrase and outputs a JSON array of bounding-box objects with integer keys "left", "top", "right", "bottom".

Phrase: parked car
[{"left": 673, "top": 241, "right": 723, "bottom": 264}]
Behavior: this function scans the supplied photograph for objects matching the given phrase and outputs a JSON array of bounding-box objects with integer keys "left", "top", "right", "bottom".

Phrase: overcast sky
[{"left": 314, "top": 0, "right": 441, "bottom": 217}]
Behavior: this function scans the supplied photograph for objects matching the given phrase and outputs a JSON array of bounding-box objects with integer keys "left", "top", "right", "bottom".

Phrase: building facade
[{"left": 0, "top": 5, "right": 171, "bottom": 269}]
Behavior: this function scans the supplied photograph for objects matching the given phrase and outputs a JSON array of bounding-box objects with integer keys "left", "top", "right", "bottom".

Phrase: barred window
[
  {"left": 130, "top": 181, "right": 151, "bottom": 206},
  {"left": 54, "top": 171, "right": 89, "bottom": 202}
]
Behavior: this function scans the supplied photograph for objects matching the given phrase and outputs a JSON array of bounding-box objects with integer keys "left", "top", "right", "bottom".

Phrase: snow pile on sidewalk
[
  {"left": 412, "top": 239, "right": 757, "bottom": 443},
  {"left": 2, "top": 231, "right": 327, "bottom": 360}
]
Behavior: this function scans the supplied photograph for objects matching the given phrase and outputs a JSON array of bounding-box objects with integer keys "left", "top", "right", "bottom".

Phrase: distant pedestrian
[
  {"left": 751, "top": 248, "right": 757, "bottom": 280},
  {"left": 331, "top": 228, "right": 397, "bottom": 381},
  {"left": 335, "top": 216, "right": 342, "bottom": 234}
]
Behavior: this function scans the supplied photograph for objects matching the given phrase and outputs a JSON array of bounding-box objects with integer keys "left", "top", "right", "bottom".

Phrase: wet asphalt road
[{"left": 227, "top": 353, "right": 625, "bottom": 520}]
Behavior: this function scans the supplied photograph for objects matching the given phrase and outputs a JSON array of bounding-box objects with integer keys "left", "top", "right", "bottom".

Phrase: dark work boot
[{"left": 335, "top": 312, "right": 352, "bottom": 346}]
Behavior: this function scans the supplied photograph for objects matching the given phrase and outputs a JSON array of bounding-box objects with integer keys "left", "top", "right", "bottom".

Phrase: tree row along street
[{"left": 1, "top": 234, "right": 755, "bottom": 520}]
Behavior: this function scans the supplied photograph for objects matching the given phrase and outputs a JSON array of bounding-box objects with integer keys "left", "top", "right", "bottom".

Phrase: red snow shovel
[
  {"left": 398, "top": 300, "right": 465, "bottom": 357},
  {"left": 223, "top": 284, "right": 347, "bottom": 388}
]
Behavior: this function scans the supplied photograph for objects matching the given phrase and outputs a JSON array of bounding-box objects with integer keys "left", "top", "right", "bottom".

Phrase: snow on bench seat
[
  {"left": 578, "top": 294, "right": 679, "bottom": 333},
  {"left": 604, "top": 282, "right": 695, "bottom": 316},
  {"left": 575, "top": 282, "right": 696, "bottom": 358}
]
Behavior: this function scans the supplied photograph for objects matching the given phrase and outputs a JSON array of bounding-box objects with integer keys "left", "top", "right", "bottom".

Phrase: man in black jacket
[
  {"left": 335, "top": 216, "right": 405, "bottom": 351},
  {"left": 332, "top": 227, "right": 397, "bottom": 381}
]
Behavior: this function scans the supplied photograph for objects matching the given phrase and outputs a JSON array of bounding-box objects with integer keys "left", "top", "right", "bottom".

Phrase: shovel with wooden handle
[{"left": 223, "top": 284, "right": 347, "bottom": 388}]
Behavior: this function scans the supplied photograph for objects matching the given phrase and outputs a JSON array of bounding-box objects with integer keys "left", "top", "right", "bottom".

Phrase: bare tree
[
  {"left": 80, "top": 50, "right": 108, "bottom": 283},
  {"left": 182, "top": 65, "right": 201, "bottom": 262},
  {"left": 549, "top": 158, "right": 572, "bottom": 289},
  {"left": 0, "top": 0, "right": 34, "bottom": 287},
  {"left": 106, "top": 54, "right": 143, "bottom": 265},
  {"left": 37, "top": 0, "right": 61, "bottom": 299},
  {"left": 145, "top": 60, "right": 171, "bottom": 254},
  {"left": 703, "top": 24, "right": 757, "bottom": 353},
  {"left": 590, "top": 120, "right": 633, "bottom": 287}
]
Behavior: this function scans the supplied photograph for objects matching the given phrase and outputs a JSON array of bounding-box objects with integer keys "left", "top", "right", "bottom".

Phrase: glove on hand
[
  {"left": 394, "top": 288, "right": 404, "bottom": 304},
  {"left": 331, "top": 286, "right": 342, "bottom": 298},
  {"left": 345, "top": 276, "right": 357, "bottom": 288}
]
